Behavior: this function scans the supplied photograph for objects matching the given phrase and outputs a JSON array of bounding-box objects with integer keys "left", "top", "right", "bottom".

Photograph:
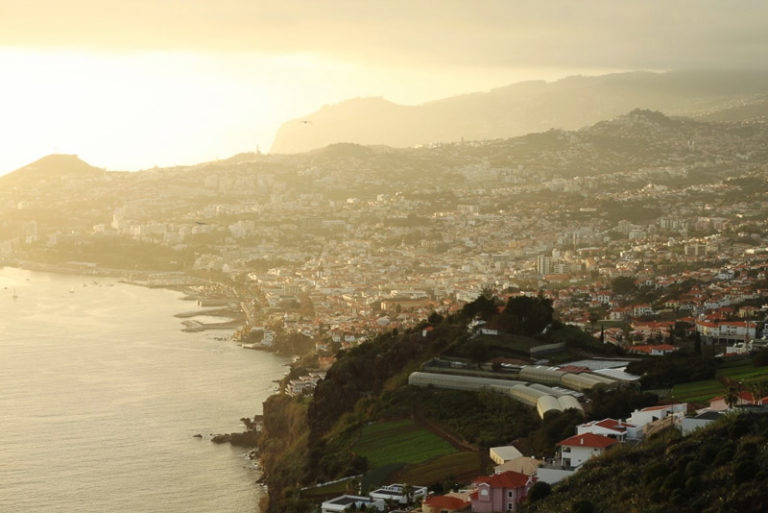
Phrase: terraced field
[
  {"left": 671, "top": 361, "right": 768, "bottom": 403},
  {"left": 393, "top": 452, "right": 482, "bottom": 485},
  {"left": 352, "top": 419, "right": 457, "bottom": 467}
]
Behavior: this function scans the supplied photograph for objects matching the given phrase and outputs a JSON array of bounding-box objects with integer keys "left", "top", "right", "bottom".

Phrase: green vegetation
[
  {"left": 670, "top": 360, "right": 768, "bottom": 404},
  {"left": 299, "top": 478, "right": 354, "bottom": 499},
  {"left": 585, "top": 387, "right": 658, "bottom": 421},
  {"left": 521, "top": 413, "right": 768, "bottom": 513},
  {"left": 352, "top": 420, "right": 456, "bottom": 467},
  {"left": 375, "top": 387, "right": 540, "bottom": 449},
  {"left": 393, "top": 452, "right": 482, "bottom": 486},
  {"left": 671, "top": 380, "right": 724, "bottom": 403},
  {"left": 258, "top": 293, "right": 763, "bottom": 513},
  {"left": 718, "top": 362, "right": 768, "bottom": 382},
  {"left": 626, "top": 352, "right": 717, "bottom": 389}
]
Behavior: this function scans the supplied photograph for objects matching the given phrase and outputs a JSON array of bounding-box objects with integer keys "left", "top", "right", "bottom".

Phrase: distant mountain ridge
[
  {"left": 270, "top": 69, "right": 768, "bottom": 154},
  {"left": 0, "top": 154, "right": 103, "bottom": 187}
]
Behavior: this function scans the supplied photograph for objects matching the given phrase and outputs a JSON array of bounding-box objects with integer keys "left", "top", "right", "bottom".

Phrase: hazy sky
[{"left": 1, "top": 0, "right": 766, "bottom": 173}]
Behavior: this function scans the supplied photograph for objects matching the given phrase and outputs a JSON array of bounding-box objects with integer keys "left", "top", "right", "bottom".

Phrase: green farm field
[
  {"left": 671, "top": 361, "right": 768, "bottom": 403},
  {"left": 393, "top": 452, "right": 482, "bottom": 486},
  {"left": 352, "top": 419, "right": 457, "bottom": 467}
]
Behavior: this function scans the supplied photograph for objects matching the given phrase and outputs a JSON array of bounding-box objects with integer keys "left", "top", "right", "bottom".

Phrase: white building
[
  {"left": 680, "top": 411, "right": 725, "bottom": 436},
  {"left": 321, "top": 495, "right": 383, "bottom": 513},
  {"left": 626, "top": 403, "right": 687, "bottom": 431},
  {"left": 556, "top": 433, "right": 618, "bottom": 469},
  {"left": 576, "top": 418, "right": 640, "bottom": 441},
  {"left": 368, "top": 483, "right": 427, "bottom": 505},
  {"left": 489, "top": 446, "right": 523, "bottom": 465}
]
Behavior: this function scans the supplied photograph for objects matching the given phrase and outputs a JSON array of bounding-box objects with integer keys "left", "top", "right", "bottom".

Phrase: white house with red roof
[
  {"left": 557, "top": 433, "right": 619, "bottom": 468},
  {"left": 556, "top": 433, "right": 618, "bottom": 469},
  {"left": 609, "top": 306, "right": 631, "bottom": 321},
  {"left": 696, "top": 319, "right": 758, "bottom": 343},
  {"left": 577, "top": 418, "right": 640, "bottom": 441},
  {"left": 631, "top": 303, "right": 654, "bottom": 317},
  {"left": 630, "top": 320, "right": 674, "bottom": 342},
  {"left": 627, "top": 344, "right": 678, "bottom": 356},
  {"left": 627, "top": 403, "right": 688, "bottom": 433},
  {"left": 469, "top": 470, "right": 534, "bottom": 513}
]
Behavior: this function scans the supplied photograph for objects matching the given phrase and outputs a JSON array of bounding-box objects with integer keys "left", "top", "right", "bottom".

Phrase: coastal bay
[{"left": 0, "top": 267, "right": 287, "bottom": 513}]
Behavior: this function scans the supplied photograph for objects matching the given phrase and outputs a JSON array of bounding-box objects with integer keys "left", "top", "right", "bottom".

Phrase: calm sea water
[{"left": 0, "top": 267, "right": 287, "bottom": 513}]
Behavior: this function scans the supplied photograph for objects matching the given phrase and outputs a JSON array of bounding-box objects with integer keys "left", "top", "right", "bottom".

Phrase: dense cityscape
[
  {"left": 3, "top": 109, "right": 768, "bottom": 354},
  {"left": 4, "top": 106, "right": 768, "bottom": 511}
]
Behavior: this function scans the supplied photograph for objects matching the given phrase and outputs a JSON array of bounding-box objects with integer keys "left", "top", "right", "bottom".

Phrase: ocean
[{"left": 0, "top": 267, "right": 287, "bottom": 513}]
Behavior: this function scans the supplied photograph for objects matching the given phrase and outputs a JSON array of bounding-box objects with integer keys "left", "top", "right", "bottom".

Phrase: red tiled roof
[
  {"left": 424, "top": 495, "right": 469, "bottom": 510},
  {"left": 557, "top": 433, "right": 619, "bottom": 449},
  {"left": 595, "top": 418, "right": 632, "bottom": 430},
  {"left": 641, "top": 404, "right": 669, "bottom": 411},
  {"left": 473, "top": 470, "right": 530, "bottom": 489}
]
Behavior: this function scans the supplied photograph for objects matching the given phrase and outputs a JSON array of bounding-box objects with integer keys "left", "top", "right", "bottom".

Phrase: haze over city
[
  {"left": 2, "top": 0, "right": 767, "bottom": 173},
  {"left": 6, "top": 3, "right": 768, "bottom": 513}
]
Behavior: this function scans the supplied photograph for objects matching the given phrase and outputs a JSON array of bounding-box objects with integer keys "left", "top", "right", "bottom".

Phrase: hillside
[
  {"left": 255, "top": 295, "right": 642, "bottom": 513},
  {"left": 521, "top": 412, "right": 768, "bottom": 513},
  {"left": 271, "top": 69, "right": 768, "bottom": 153}
]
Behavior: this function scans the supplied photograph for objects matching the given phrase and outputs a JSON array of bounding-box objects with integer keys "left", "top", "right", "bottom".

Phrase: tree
[
  {"left": 588, "top": 310, "right": 600, "bottom": 328},
  {"left": 427, "top": 311, "right": 444, "bottom": 325},
  {"left": 402, "top": 484, "right": 414, "bottom": 506},
  {"left": 527, "top": 481, "right": 552, "bottom": 503},
  {"left": 461, "top": 289, "right": 498, "bottom": 321},
  {"left": 497, "top": 295, "right": 554, "bottom": 336},
  {"left": 611, "top": 276, "right": 637, "bottom": 296}
]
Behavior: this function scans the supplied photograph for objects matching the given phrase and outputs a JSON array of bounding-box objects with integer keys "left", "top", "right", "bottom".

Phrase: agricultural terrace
[
  {"left": 671, "top": 359, "right": 768, "bottom": 404},
  {"left": 352, "top": 419, "right": 457, "bottom": 467}
]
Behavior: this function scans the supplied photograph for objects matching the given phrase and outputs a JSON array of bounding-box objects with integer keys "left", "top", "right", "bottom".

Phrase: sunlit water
[{"left": 0, "top": 267, "right": 287, "bottom": 513}]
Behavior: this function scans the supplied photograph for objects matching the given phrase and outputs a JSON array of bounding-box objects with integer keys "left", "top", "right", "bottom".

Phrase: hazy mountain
[
  {"left": 271, "top": 69, "right": 768, "bottom": 154},
  {"left": 0, "top": 154, "right": 104, "bottom": 188}
]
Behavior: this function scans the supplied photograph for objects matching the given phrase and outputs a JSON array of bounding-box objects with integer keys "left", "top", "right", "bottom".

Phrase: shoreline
[
  {"left": 2, "top": 261, "right": 240, "bottom": 318},
  {"left": 3, "top": 259, "right": 291, "bottom": 511},
  {"left": 1, "top": 264, "right": 288, "bottom": 513}
]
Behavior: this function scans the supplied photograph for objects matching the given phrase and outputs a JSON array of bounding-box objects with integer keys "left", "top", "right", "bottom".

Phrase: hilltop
[
  {"left": 271, "top": 69, "right": 768, "bottom": 153},
  {"left": 0, "top": 154, "right": 104, "bottom": 188}
]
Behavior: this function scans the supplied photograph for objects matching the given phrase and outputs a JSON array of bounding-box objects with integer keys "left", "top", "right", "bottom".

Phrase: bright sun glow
[
  {"left": 0, "top": 48, "right": 615, "bottom": 173},
  {"left": 0, "top": 49, "right": 288, "bottom": 172}
]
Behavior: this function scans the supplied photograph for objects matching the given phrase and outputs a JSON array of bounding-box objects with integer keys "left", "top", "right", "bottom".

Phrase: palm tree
[{"left": 402, "top": 484, "right": 414, "bottom": 506}]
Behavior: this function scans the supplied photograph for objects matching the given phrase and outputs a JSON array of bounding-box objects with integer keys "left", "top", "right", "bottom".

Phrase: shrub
[
  {"left": 734, "top": 459, "right": 759, "bottom": 484},
  {"left": 572, "top": 499, "right": 594, "bottom": 513},
  {"left": 662, "top": 470, "right": 685, "bottom": 492},
  {"left": 714, "top": 443, "right": 735, "bottom": 466},
  {"left": 644, "top": 461, "right": 670, "bottom": 485},
  {"left": 528, "top": 481, "right": 552, "bottom": 503}
]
